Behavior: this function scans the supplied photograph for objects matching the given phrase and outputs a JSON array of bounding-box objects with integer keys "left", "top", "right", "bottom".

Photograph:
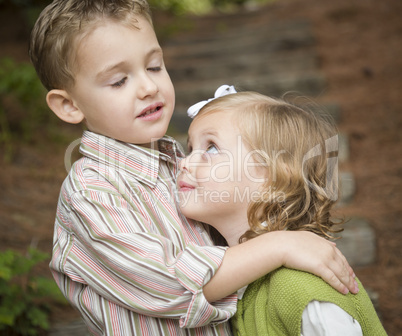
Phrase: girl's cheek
[
  {"left": 197, "top": 169, "right": 211, "bottom": 182},
  {"left": 211, "top": 164, "right": 234, "bottom": 182}
]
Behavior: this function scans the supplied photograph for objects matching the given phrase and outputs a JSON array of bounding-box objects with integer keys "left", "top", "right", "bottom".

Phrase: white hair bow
[{"left": 187, "top": 84, "right": 237, "bottom": 118}]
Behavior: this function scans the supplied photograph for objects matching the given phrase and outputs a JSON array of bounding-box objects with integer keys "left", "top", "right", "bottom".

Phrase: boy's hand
[
  {"left": 280, "top": 231, "right": 358, "bottom": 295},
  {"left": 204, "top": 230, "right": 357, "bottom": 303}
]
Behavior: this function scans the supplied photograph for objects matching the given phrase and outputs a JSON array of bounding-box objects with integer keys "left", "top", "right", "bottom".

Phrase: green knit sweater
[{"left": 231, "top": 267, "right": 387, "bottom": 335}]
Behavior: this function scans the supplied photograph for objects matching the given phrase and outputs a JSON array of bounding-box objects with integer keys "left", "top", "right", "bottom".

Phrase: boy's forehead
[
  {"left": 77, "top": 16, "right": 141, "bottom": 43},
  {"left": 74, "top": 17, "right": 158, "bottom": 69}
]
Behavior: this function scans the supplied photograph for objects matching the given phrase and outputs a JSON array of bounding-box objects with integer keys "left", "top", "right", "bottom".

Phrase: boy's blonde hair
[
  {"left": 196, "top": 91, "right": 343, "bottom": 242},
  {"left": 29, "top": 0, "right": 152, "bottom": 91}
]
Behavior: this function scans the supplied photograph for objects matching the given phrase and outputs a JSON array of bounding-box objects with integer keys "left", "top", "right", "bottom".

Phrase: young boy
[{"left": 29, "top": 1, "right": 358, "bottom": 335}]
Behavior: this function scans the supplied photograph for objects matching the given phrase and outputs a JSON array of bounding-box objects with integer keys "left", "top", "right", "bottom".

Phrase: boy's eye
[
  {"left": 111, "top": 77, "right": 127, "bottom": 88},
  {"left": 205, "top": 144, "right": 219, "bottom": 155},
  {"left": 148, "top": 66, "right": 162, "bottom": 72}
]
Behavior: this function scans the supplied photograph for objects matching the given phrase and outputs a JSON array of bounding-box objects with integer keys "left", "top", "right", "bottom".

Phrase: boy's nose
[{"left": 138, "top": 74, "right": 158, "bottom": 98}]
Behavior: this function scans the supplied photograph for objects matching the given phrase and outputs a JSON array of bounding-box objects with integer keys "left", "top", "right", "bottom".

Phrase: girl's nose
[
  {"left": 179, "top": 156, "right": 189, "bottom": 172},
  {"left": 179, "top": 150, "right": 205, "bottom": 174}
]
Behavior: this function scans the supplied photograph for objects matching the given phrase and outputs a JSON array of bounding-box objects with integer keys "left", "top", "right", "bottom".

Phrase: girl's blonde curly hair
[{"left": 197, "top": 91, "right": 343, "bottom": 243}]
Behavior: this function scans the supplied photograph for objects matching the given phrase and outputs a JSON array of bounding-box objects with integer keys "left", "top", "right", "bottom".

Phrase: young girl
[{"left": 177, "top": 86, "right": 387, "bottom": 335}]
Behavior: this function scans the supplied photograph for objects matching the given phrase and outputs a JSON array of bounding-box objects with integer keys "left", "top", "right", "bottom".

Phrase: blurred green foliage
[
  {"left": 149, "top": 0, "right": 271, "bottom": 15},
  {"left": 1, "top": 0, "right": 272, "bottom": 16},
  {"left": 149, "top": 0, "right": 212, "bottom": 15},
  {"left": 0, "top": 248, "right": 67, "bottom": 335},
  {"left": 0, "top": 58, "right": 65, "bottom": 161},
  {"left": 0, "top": 0, "right": 48, "bottom": 27},
  {"left": 0, "top": 57, "right": 84, "bottom": 165},
  {"left": 0, "top": 0, "right": 47, "bottom": 5},
  {"left": 0, "top": 0, "right": 274, "bottom": 162}
]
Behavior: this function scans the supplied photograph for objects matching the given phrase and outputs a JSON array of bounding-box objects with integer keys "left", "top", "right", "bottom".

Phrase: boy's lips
[{"left": 137, "top": 102, "right": 164, "bottom": 120}]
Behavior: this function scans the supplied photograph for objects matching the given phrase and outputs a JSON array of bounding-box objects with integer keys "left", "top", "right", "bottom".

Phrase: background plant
[
  {"left": 0, "top": 0, "right": 275, "bottom": 163},
  {"left": 148, "top": 0, "right": 272, "bottom": 14},
  {"left": 0, "top": 0, "right": 273, "bottom": 17},
  {"left": 0, "top": 58, "right": 67, "bottom": 161},
  {"left": 0, "top": 248, "right": 67, "bottom": 336}
]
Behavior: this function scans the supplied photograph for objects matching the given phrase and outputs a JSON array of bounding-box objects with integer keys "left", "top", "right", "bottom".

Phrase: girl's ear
[{"left": 46, "top": 89, "right": 84, "bottom": 124}]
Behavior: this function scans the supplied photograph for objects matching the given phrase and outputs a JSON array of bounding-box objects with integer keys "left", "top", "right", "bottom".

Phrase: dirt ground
[{"left": 0, "top": 0, "right": 401, "bottom": 334}]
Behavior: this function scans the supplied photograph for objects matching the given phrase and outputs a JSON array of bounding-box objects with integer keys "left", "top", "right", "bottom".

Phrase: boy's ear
[{"left": 46, "top": 89, "right": 84, "bottom": 124}]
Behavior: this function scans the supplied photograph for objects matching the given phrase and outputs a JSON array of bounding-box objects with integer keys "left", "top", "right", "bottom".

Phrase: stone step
[
  {"left": 339, "top": 171, "right": 356, "bottom": 206},
  {"left": 170, "top": 102, "right": 341, "bottom": 136},
  {"left": 338, "top": 133, "right": 350, "bottom": 163},
  {"left": 173, "top": 72, "right": 326, "bottom": 113},
  {"left": 167, "top": 51, "right": 318, "bottom": 81},
  {"left": 335, "top": 217, "right": 376, "bottom": 267},
  {"left": 162, "top": 20, "right": 313, "bottom": 47},
  {"left": 163, "top": 24, "right": 314, "bottom": 63}
]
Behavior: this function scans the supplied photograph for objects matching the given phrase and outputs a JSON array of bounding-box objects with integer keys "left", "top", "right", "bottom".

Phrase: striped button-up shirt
[{"left": 51, "top": 131, "right": 237, "bottom": 335}]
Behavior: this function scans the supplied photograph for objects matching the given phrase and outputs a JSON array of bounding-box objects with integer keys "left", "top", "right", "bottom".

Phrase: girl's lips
[
  {"left": 137, "top": 103, "right": 164, "bottom": 121},
  {"left": 178, "top": 181, "right": 195, "bottom": 192}
]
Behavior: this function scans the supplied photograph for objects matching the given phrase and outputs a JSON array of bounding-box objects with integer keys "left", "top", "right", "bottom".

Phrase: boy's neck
[{"left": 140, "top": 141, "right": 157, "bottom": 149}]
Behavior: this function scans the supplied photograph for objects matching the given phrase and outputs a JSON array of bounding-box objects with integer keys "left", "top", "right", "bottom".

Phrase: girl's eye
[
  {"left": 111, "top": 77, "right": 127, "bottom": 88},
  {"left": 205, "top": 144, "right": 219, "bottom": 155}
]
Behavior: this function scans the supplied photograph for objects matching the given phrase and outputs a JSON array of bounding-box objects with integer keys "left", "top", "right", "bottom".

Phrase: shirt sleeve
[
  {"left": 301, "top": 301, "right": 363, "bottom": 336},
  {"left": 52, "top": 188, "right": 237, "bottom": 328}
]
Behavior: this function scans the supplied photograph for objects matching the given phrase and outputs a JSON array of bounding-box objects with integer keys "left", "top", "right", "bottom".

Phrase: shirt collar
[{"left": 80, "top": 131, "right": 184, "bottom": 187}]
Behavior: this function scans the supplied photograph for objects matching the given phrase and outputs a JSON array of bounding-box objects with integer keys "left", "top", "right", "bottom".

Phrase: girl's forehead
[
  {"left": 190, "top": 109, "right": 237, "bottom": 130},
  {"left": 189, "top": 114, "right": 233, "bottom": 140}
]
